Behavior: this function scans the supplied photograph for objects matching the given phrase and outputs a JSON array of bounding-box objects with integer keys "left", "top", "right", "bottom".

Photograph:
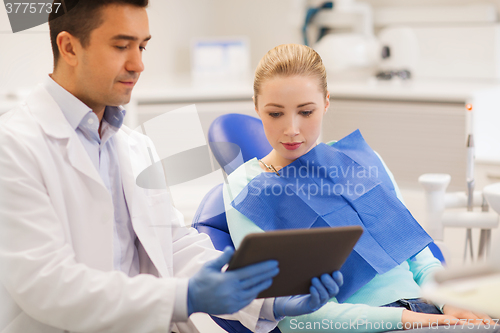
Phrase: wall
[
  {"left": 138, "top": 0, "right": 305, "bottom": 87},
  {"left": 366, "top": 0, "right": 500, "bottom": 9},
  {"left": 5, "top": 0, "right": 500, "bottom": 93},
  {"left": 0, "top": 9, "right": 51, "bottom": 93},
  {"left": 0, "top": 0, "right": 305, "bottom": 94}
]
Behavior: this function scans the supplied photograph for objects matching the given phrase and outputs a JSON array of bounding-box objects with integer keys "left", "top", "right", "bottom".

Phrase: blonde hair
[{"left": 253, "top": 44, "right": 328, "bottom": 107}]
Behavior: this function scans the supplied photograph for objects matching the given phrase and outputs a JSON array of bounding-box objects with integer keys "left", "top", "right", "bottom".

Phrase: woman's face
[{"left": 255, "top": 75, "right": 330, "bottom": 164}]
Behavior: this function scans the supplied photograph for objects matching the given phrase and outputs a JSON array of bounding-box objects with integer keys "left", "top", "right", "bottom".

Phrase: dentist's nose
[{"left": 126, "top": 49, "right": 145, "bottom": 74}]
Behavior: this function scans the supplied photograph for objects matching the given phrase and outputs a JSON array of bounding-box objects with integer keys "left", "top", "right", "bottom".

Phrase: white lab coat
[{"left": 0, "top": 85, "right": 265, "bottom": 333}]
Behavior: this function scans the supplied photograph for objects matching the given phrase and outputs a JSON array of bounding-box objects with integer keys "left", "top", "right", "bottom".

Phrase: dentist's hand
[
  {"left": 273, "top": 271, "right": 343, "bottom": 319},
  {"left": 188, "top": 247, "right": 279, "bottom": 316}
]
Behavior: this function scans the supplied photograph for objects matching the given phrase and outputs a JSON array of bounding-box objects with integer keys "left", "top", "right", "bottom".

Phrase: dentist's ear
[{"left": 57, "top": 31, "right": 80, "bottom": 68}]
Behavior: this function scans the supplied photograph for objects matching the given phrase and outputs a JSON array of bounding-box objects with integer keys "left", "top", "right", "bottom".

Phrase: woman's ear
[
  {"left": 324, "top": 93, "right": 330, "bottom": 113},
  {"left": 253, "top": 96, "right": 260, "bottom": 116}
]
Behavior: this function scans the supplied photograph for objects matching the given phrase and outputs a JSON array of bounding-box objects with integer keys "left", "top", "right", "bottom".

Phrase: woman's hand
[
  {"left": 273, "top": 271, "right": 343, "bottom": 318},
  {"left": 401, "top": 310, "right": 467, "bottom": 330},
  {"left": 442, "top": 304, "right": 492, "bottom": 325}
]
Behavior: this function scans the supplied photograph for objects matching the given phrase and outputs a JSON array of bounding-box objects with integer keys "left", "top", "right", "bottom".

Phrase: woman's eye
[
  {"left": 269, "top": 112, "right": 282, "bottom": 118},
  {"left": 300, "top": 111, "right": 313, "bottom": 117},
  {"left": 115, "top": 46, "right": 127, "bottom": 50}
]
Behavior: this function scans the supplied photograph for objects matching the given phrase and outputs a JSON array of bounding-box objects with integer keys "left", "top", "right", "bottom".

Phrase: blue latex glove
[
  {"left": 273, "top": 271, "right": 343, "bottom": 319},
  {"left": 188, "top": 247, "right": 279, "bottom": 316}
]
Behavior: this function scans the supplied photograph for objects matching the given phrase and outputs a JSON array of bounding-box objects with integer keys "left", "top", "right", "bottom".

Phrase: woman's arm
[{"left": 408, "top": 247, "right": 443, "bottom": 287}]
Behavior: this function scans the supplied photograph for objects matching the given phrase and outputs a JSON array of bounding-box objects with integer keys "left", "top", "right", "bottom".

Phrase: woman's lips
[{"left": 282, "top": 142, "right": 302, "bottom": 150}]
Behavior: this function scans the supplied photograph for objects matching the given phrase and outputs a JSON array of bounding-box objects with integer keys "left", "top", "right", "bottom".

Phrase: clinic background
[{"left": 2, "top": 0, "right": 500, "bottom": 268}]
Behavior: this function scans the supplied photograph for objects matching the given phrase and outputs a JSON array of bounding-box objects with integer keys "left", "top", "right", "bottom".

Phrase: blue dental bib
[{"left": 231, "top": 130, "right": 432, "bottom": 302}]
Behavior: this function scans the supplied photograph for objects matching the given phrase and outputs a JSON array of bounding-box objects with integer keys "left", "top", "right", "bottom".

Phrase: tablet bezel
[{"left": 227, "top": 226, "right": 363, "bottom": 298}]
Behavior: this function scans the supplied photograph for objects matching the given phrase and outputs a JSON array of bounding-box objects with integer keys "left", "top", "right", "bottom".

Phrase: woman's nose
[{"left": 283, "top": 118, "right": 299, "bottom": 137}]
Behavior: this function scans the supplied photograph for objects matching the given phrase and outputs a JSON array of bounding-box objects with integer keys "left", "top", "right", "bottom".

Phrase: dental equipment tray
[{"left": 227, "top": 226, "right": 363, "bottom": 298}]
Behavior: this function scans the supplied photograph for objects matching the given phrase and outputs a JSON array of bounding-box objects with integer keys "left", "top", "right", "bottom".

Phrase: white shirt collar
[{"left": 43, "top": 75, "right": 126, "bottom": 131}]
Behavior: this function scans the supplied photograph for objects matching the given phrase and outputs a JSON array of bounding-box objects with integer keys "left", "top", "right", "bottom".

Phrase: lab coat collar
[
  {"left": 25, "top": 84, "right": 106, "bottom": 188},
  {"left": 26, "top": 83, "right": 74, "bottom": 140},
  {"left": 43, "top": 75, "right": 92, "bottom": 131}
]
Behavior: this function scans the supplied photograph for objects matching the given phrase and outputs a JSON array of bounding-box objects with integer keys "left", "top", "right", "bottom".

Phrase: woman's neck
[{"left": 259, "top": 150, "right": 294, "bottom": 172}]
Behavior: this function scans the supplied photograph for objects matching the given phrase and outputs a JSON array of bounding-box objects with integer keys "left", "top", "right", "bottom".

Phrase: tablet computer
[{"left": 227, "top": 226, "right": 363, "bottom": 298}]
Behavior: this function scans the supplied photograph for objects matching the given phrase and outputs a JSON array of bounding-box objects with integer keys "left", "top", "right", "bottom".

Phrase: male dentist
[{"left": 0, "top": 0, "right": 342, "bottom": 332}]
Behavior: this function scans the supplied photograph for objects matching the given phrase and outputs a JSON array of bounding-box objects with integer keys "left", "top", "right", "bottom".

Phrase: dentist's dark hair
[{"left": 48, "top": 0, "right": 149, "bottom": 67}]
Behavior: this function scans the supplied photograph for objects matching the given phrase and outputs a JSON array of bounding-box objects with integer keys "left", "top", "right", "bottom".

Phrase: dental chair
[
  {"left": 208, "top": 113, "right": 273, "bottom": 175},
  {"left": 192, "top": 113, "right": 445, "bottom": 332},
  {"left": 195, "top": 113, "right": 272, "bottom": 250},
  {"left": 193, "top": 114, "right": 278, "bottom": 333}
]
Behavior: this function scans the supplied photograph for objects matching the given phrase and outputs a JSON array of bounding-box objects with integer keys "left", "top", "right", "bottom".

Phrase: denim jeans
[{"left": 382, "top": 298, "right": 442, "bottom": 314}]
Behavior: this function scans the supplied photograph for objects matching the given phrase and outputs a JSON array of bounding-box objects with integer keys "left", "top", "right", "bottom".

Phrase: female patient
[{"left": 222, "top": 44, "right": 491, "bottom": 333}]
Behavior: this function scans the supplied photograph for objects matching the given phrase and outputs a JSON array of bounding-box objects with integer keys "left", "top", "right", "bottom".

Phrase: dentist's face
[
  {"left": 73, "top": 4, "right": 150, "bottom": 111},
  {"left": 255, "top": 75, "right": 329, "bottom": 163}
]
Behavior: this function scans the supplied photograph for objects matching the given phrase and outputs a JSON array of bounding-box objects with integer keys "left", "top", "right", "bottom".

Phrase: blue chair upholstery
[
  {"left": 196, "top": 113, "right": 273, "bottom": 252},
  {"left": 209, "top": 316, "right": 253, "bottom": 333},
  {"left": 192, "top": 183, "right": 233, "bottom": 251},
  {"left": 208, "top": 113, "right": 272, "bottom": 175}
]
